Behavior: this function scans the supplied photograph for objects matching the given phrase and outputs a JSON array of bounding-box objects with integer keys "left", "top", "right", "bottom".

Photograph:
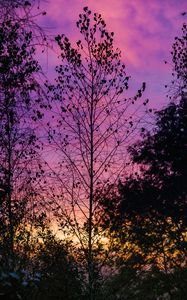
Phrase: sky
[{"left": 37, "top": 0, "right": 187, "bottom": 109}]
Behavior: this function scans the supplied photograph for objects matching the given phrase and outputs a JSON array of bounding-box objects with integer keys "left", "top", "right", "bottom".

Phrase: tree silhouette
[
  {"left": 0, "top": 0, "right": 47, "bottom": 48},
  {"left": 0, "top": 16, "right": 45, "bottom": 269},
  {"left": 99, "top": 23, "right": 187, "bottom": 282},
  {"left": 46, "top": 7, "right": 147, "bottom": 299},
  {"left": 123, "top": 22, "right": 187, "bottom": 224},
  {"left": 34, "top": 235, "right": 84, "bottom": 300},
  {"left": 123, "top": 95, "right": 187, "bottom": 223},
  {"left": 168, "top": 22, "right": 187, "bottom": 98}
]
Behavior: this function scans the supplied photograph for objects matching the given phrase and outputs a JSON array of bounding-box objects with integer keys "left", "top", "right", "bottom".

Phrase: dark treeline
[{"left": 0, "top": 2, "right": 186, "bottom": 300}]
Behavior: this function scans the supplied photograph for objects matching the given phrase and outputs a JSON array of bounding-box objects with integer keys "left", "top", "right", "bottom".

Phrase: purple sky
[{"left": 38, "top": 0, "right": 187, "bottom": 109}]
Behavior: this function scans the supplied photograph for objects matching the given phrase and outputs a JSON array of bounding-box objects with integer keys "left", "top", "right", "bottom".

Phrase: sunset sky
[{"left": 37, "top": 0, "right": 187, "bottom": 109}]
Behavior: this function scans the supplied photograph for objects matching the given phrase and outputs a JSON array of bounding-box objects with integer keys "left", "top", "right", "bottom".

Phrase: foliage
[
  {"left": 122, "top": 96, "right": 187, "bottom": 222},
  {"left": 0, "top": 0, "right": 48, "bottom": 50},
  {"left": 99, "top": 96, "right": 187, "bottom": 273},
  {"left": 0, "top": 16, "right": 46, "bottom": 268},
  {"left": 30, "top": 222, "right": 85, "bottom": 300},
  {"left": 169, "top": 23, "right": 187, "bottom": 97},
  {"left": 0, "top": 3, "right": 186, "bottom": 300},
  {"left": 0, "top": 267, "right": 39, "bottom": 300},
  {"left": 98, "top": 22, "right": 187, "bottom": 295},
  {"left": 98, "top": 267, "right": 187, "bottom": 300},
  {"left": 0, "top": 215, "right": 84, "bottom": 300}
]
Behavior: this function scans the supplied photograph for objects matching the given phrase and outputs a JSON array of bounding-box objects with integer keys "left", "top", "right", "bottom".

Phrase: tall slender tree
[
  {"left": 0, "top": 16, "right": 45, "bottom": 269},
  {"left": 47, "top": 7, "right": 147, "bottom": 299}
]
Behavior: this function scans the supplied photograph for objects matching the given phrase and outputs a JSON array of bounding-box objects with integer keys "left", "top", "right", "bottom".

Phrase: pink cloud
[{"left": 37, "top": 0, "right": 187, "bottom": 107}]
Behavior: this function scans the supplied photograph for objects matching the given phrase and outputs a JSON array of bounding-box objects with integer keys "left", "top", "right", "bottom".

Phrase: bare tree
[{"left": 46, "top": 7, "right": 148, "bottom": 299}]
